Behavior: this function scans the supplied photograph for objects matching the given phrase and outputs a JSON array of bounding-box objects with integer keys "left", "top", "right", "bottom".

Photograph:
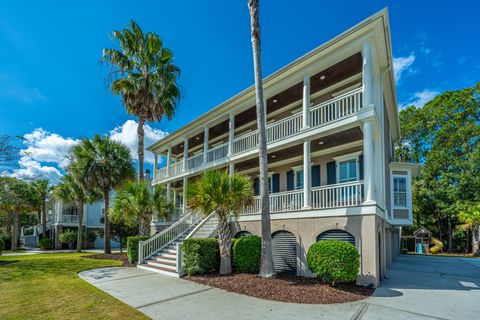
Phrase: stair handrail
[
  {"left": 184, "top": 211, "right": 218, "bottom": 240},
  {"left": 138, "top": 210, "right": 203, "bottom": 264}
]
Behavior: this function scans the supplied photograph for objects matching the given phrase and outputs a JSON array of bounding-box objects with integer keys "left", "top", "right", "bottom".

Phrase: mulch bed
[
  {"left": 185, "top": 273, "right": 374, "bottom": 304},
  {"left": 82, "top": 253, "right": 135, "bottom": 267}
]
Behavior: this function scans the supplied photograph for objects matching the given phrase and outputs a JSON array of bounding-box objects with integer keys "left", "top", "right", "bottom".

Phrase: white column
[
  {"left": 302, "top": 74, "right": 310, "bottom": 129},
  {"left": 203, "top": 127, "right": 209, "bottom": 164},
  {"left": 182, "top": 177, "right": 188, "bottom": 215},
  {"left": 303, "top": 140, "right": 311, "bottom": 209},
  {"left": 153, "top": 153, "right": 158, "bottom": 180},
  {"left": 228, "top": 114, "right": 235, "bottom": 156},
  {"left": 363, "top": 120, "right": 374, "bottom": 203},
  {"left": 229, "top": 162, "right": 234, "bottom": 176},
  {"left": 166, "top": 183, "right": 171, "bottom": 203},
  {"left": 183, "top": 137, "right": 189, "bottom": 171},
  {"left": 166, "top": 148, "right": 171, "bottom": 176},
  {"left": 362, "top": 42, "right": 373, "bottom": 107}
]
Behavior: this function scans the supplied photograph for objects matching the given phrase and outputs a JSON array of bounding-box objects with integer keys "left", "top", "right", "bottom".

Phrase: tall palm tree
[
  {"left": 53, "top": 173, "right": 93, "bottom": 252},
  {"left": 102, "top": 20, "right": 181, "bottom": 181},
  {"left": 32, "top": 179, "right": 51, "bottom": 236},
  {"left": 187, "top": 170, "right": 253, "bottom": 274},
  {"left": 70, "top": 135, "right": 135, "bottom": 254},
  {"left": 247, "top": 0, "right": 275, "bottom": 277}
]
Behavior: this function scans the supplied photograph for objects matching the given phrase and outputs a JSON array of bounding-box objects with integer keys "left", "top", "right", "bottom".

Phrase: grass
[{"left": 0, "top": 253, "right": 149, "bottom": 320}]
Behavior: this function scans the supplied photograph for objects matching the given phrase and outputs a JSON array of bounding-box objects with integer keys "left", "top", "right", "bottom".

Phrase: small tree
[
  {"left": 59, "top": 230, "right": 77, "bottom": 250},
  {"left": 458, "top": 204, "right": 480, "bottom": 255},
  {"left": 187, "top": 170, "right": 253, "bottom": 274}
]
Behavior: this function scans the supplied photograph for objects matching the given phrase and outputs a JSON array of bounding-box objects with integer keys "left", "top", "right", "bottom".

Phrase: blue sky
[{"left": 0, "top": 0, "right": 479, "bottom": 182}]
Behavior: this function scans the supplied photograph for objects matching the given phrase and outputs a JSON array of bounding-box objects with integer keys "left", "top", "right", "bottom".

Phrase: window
[
  {"left": 294, "top": 169, "right": 304, "bottom": 189},
  {"left": 268, "top": 175, "right": 273, "bottom": 193},
  {"left": 338, "top": 159, "right": 357, "bottom": 183},
  {"left": 393, "top": 176, "right": 407, "bottom": 208}
]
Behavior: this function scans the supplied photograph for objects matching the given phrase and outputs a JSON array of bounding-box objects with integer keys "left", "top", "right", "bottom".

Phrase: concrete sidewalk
[{"left": 79, "top": 255, "right": 480, "bottom": 320}]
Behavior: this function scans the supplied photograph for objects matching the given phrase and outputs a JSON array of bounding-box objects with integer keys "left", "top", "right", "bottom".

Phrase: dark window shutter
[
  {"left": 359, "top": 154, "right": 364, "bottom": 180},
  {"left": 327, "top": 161, "right": 336, "bottom": 185},
  {"left": 272, "top": 173, "right": 280, "bottom": 193},
  {"left": 286, "top": 170, "right": 294, "bottom": 191},
  {"left": 311, "top": 165, "right": 321, "bottom": 187},
  {"left": 253, "top": 178, "right": 259, "bottom": 196}
]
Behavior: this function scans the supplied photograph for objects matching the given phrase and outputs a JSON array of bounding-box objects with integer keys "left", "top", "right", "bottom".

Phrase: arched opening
[
  {"left": 272, "top": 230, "right": 297, "bottom": 274},
  {"left": 316, "top": 229, "right": 355, "bottom": 246},
  {"left": 234, "top": 231, "right": 252, "bottom": 238}
]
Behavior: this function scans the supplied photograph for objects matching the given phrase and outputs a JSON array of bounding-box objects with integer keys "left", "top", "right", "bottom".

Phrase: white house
[{"left": 140, "top": 9, "right": 419, "bottom": 287}]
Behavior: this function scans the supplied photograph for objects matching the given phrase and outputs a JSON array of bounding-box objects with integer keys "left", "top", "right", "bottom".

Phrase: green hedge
[
  {"left": 38, "top": 237, "right": 54, "bottom": 250},
  {"left": 127, "top": 236, "right": 149, "bottom": 263},
  {"left": 183, "top": 238, "right": 219, "bottom": 275},
  {"left": 233, "top": 235, "right": 261, "bottom": 273},
  {"left": 307, "top": 240, "right": 360, "bottom": 285}
]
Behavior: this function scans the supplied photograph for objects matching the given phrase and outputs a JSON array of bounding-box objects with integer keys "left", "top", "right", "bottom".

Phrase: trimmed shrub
[
  {"left": 59, "top": 230, "right": 77, "bottom": 249},
  {"left": 127, "top": 236, "right": 149, "bottom": 263},
  {"left": 183, "top": 238, "right": 219, "bottom": 276},
  {"left": 232, "top": 235, "right": 261, "bottom": 273},
  {"left": 307, "top": 240, "right": 360, "bottom": 285},
  {"left": 38, "top": 237, "right": 54, "bottom": 250}
]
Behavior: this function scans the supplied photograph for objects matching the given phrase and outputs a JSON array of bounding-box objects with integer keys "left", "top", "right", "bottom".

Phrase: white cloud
[
  {"left": 393, "top": 54, "right": 416, "bottom": 82},
  {"left": 21, "top": 128, "right": 79, "bottom": 168},
  {"left": 7, "top": 156, "right": 63, "bottom": 183},
  {"left": 399, "top": 89, "right": 439, "bottom": 110},
  {"left": 109, "top": 120, "right": 168, "bottom": 164}
]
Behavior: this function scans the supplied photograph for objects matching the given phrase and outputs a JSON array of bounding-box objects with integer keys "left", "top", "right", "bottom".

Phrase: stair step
[
  {"left": 138, "top": 264, "right": 179, "bottom": 277},
  {"left": 153, "top": 255, "right": 176, "bottom": 261},
  {"left": 146, "top": 259, "right": 176, "bottom": 268}
]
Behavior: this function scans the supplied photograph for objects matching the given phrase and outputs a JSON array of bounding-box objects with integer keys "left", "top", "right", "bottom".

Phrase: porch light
[
  {"left": 273, "top": 99, "right": 278, "bottom": 103},
  {"left": 318, "top": 141, "right": 324, "bottom": 145},
  {"left": 320, "top": 75, "right": 326, "bottom": 80},
  {"left": 271, "top": 155, "right": 277, "bottom": 158}
]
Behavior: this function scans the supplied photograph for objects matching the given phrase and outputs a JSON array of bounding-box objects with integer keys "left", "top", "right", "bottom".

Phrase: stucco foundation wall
[{"left": 231, "top": 214, "right": 382, "bottom": 287}]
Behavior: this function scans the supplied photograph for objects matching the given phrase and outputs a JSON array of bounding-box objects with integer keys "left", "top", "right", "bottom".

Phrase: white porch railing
[
  {"left": 61, "top": 214, "right": 79, "bottom": 223},
  {"left": 138, "top": 211, "right": 203, "bottom": 264},
  {"left": 207, "top": 142, "right": 228, "bottom": 163},
  {"left": 310, "top": 87, "right": 363, "bottom": 127},
  {"left": 240, "top": 181, "right": 364, "bottom": 215},
  {"left": 154, "top": 88, "right": 363, "bottom": 183},
  {"left": 311, "top": 181, "right": 364, "bottom": 209}
]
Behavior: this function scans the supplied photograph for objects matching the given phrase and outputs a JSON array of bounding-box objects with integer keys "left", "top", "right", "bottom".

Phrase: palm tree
[
  {"left": 458, "top": 204, "right": 480, "bottom": 255},
  {"left": 102, "top": 20, "right": 181, "bottom": 181},
  {"left": 53, "top": 173, "right": 93, "bottom": 252},
  {"left": 70, "top": 135, "right": 135, "bottom": 254},
  {"left": 32, "top": 179, "right": 51, "bottom": 236},
  {"left": 187, "top": 170, "right": 253, "bottom": 274},
  {"left": 247, "top": 0, "right": 275, "bottom": 277}
]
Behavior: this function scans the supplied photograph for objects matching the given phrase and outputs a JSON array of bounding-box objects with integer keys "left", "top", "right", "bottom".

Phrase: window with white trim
[
  {"left": 293, "top": 168, "right": 304, "bottom": 190},
  {"left": 333, "top": 151, "right": 361, "bottom": 184},
  {"left": 393, "top": 176, "right": 407, "bottom": 208}
]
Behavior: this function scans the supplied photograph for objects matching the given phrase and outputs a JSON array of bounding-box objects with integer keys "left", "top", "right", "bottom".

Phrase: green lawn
[{"left": 0, "top": 253, "right": 149, "bottom": 320}]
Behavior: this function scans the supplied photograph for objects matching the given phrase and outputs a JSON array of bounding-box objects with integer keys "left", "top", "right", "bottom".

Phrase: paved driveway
[{"left": 79, "top": 255, "right": 480, "bottom": 320}]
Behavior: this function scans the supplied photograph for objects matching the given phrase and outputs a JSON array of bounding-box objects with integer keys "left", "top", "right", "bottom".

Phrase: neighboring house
[
  {"left": 34, "top": 194, "right": 120, "bottom": 250},
  {"left": 142, "top": 9, "right": 419, "bottom": 287}
]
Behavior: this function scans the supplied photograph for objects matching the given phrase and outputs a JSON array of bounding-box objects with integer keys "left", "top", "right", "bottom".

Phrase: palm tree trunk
[
  {"left": 76, "top": 200, "right": 84, "bottom": 252},
  {"left": 103, "top": 190, "right": 112, "bottom": 254},
  {"left": 6, "top": 216, "right": 12, "bottom": 241},
  {"left": 42, "top": 199, "right": 47, "bottom": 236},
  {"left": 137, "top": 115, "right": 145, "bottom": 181},
  {"left": 447, "top": 215, "right": 453, "bottom": 252},
  {"left": 248, "top": 0, "right": 275, "bottom": 278},
  {"left": 472, "top": 225, "right": 480, "bottom": 256},
  {"left": 37, "top": 209, "right": 41, "bottom": 227},
  {"left": 218, "top": 211, "right": 232, "bottom": 274},
  {"left": 12, "top": 212, "right": 19, "bottom": 251}
]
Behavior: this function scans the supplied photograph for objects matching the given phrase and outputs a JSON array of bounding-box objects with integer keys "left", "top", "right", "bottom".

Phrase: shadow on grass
[{"left": 0, "top": 260, "right": 20, "bottom": 266}]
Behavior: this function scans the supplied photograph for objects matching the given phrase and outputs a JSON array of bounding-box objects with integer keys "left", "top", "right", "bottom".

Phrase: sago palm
[
  {"left": 70, "top": 135, "right": 135, "bottom": 254},
  {"left": 102, "top": 20, "right": 181, "bottom": 180},
  {"left": 187, "top": 170, "right": 253, "bottom": 274}
]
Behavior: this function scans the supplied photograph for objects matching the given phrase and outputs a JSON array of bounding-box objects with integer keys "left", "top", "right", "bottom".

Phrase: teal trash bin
[{"left": 416, "top": 243, "right": 423, "bottom": 254}]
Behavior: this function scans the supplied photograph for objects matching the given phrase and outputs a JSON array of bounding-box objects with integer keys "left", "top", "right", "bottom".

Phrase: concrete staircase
[{"left": 137, "top": 212, "right": 218, "bottom": 277}]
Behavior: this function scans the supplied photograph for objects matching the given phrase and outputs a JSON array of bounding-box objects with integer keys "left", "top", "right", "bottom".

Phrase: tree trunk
[
  {"left": 217, "top": 211, "right": 232, "bottom": 275},
  {"left": 37, "top": 209, "right": 41, "bottom": 227},
  {"left": 139, "top": 214, "right": 150, "bottom": 236},
  {"left": 12, "top": 212, "right": 19, "bottom": 251},
  {"left": 42, "top": 199, "right": 47, "bottom": 237},
  {"left": 447, "top": 216, "right": 453, "bottom": 252},
  {"left": 103, "top": 190, "right": 111, "bottom": 254},
  {"left": 6, "top": 216, "right": 12, "bottom": 240},
  {"left": 248, "top": 0, "right": 275, "bottom": 278},
  {"left": 137, "top": 115, "right": 145, "bottom": 181},
  {"left": 472, "top": 225, "right": 480, "bottom": 256},
  {"left": 76, "top": 200, "right": 84, "bottom": 252}
]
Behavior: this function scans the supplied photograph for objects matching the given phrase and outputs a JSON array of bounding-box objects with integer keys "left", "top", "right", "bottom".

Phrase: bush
[
  {"left": 59, "top": 230, "right": 77, "bottom": 249},
  {"left": 183, "top": 238, "right": 219, "bottom": 276},
  {"left": 127, "top": 236, "right": 149, "bottom": 263},
  {"left": 307, "top": 240, "right": 360, "bottom": 285},
  {"left": 232, "top": 235, "right": 261, "bottom": 273},
  {"left": 38, "top": 237, "right": 54, "bottom": 250},
  {"left": 85, "top": 230, "right": 97, "bottom": 243}
]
